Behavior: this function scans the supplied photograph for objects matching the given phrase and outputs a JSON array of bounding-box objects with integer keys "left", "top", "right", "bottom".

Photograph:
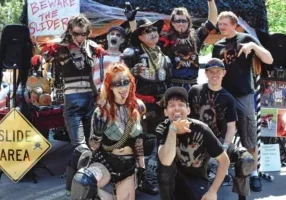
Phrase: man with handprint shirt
[
  {"left": 157, "top": 86, "right": 229, "bottom": 200},
  {"left": 212, "top": 11, "right": 273, "bottom": 192}
]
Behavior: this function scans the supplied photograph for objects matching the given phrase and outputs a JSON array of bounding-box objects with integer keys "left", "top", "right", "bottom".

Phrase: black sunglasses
[
  {"left": 72, "top": 31, "right": 88, "bottom": 37},
  {"left": 111, "top": 79, "right": 130, "bottom": 87},
  {"left": 173, "top": 19, "right": 188, "bottom": 24},
  {"left": 142, "top": 26, "right": 158, "bottom": 34}
]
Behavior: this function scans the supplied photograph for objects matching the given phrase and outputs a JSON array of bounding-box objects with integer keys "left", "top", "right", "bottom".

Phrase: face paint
[
  {"left": 107, "top": 30, "right": 124, "bottom": 49},
  {"left": 71, "top": 26, "right": 88, "bottom": 45},
  {"left": 172, "top": 15, "right": 189, "bottom": 34},
  {"left": 111, "top": 73, "right": 131, "bottom": 104},
  {"left": 138, "top": 26, "right": 159, "bottom": 48}
]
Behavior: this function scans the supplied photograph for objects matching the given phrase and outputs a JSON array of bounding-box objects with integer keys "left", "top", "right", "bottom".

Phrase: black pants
[
  {"left": 158, "top": 161, "right": 209, "bottom": 200},
  {"left": 143, "top": 103, "right": 164, "bottom": 134}
]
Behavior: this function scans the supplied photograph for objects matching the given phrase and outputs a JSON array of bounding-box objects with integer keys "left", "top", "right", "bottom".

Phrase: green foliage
[
  {"left": 199, "top": 44, "right": 214, "bottom": 56},
  {"left": 267, "top": 0, "right": 286, "bottom": 34},
  {"left": 0, "top": 0, "right": 24, "bottom": 26}
]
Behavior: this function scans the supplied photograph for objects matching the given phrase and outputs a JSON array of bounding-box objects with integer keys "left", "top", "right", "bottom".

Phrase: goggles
[
  {"left": 72, "top": 31, "right": 88, "bottom": 37},
  {"left": 173, "top": 19, "right": 188, "bottom": 24},
  {"left": 111, "top": 79, "right": 130, "bottom": 88},
  {"left": 142, "top": 26, "right": 158, "bottom": 34}
]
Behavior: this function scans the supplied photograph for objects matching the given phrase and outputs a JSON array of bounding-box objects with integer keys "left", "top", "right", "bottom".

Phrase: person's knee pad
[
  {"left": 71, "top": 144, "right": 90, "bottom": 170},
  {"left": 71, "top": 167, "right": 98, "bottom": 200},
  {"left": 229, "top": 147, "right": 255, "bottom": 177}
]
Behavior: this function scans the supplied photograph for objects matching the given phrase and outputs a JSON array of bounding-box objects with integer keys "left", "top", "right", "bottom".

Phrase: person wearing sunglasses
[
  {"left": 158, "top": 0, "right": 218, "bottom": 92},
  {"left": 121, "top": 14, "right": 173, "bottom": 195},
  {"left": 71, "top": 62, "right": 146, "bottom": 200},
  {"left": 93, "top": 26, "right": 126, "bottom": 92},
  {"left": 31, "top": 14, "right": 107, "bottom": 200}
]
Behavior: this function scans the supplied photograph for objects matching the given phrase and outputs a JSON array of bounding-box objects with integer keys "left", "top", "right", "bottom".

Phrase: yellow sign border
[{"left": 0, "top": 108, "right": 52, "bottom": 183}]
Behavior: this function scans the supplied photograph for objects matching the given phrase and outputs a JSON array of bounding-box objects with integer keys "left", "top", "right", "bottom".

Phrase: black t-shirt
[
  {"left": 159, "top": 20, "right": 216, "bottom": 80},
  {"left": 212, "top": 33, "right": 261, "bottom": 97},
  {"left": 156, "top": 118, "right": 223, "bottom": 179},
  {"left": 189, "top": 83, "right": 237, "bottom": 139}
]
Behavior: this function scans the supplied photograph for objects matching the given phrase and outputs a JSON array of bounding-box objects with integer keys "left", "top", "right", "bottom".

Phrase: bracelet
[
  {"left": 223, "top": 144, "right": 229, "bottom": 150},
  {"left": 169, "top": 124, "right": 178, "bottom": 132}
]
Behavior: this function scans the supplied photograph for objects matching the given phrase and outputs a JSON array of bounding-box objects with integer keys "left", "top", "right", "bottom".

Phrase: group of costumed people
[{"left": 20, "top": 0, "right": 275, "bottom": 199}]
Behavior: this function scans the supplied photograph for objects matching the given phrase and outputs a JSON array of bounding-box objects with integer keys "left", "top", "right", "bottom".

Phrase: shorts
[{"left": 235, "top": 93, "right": 257, "bottom": 149}]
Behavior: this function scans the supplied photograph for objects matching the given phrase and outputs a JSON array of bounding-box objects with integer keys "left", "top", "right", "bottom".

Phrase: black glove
[
  {"left": 124, "top": 2, "right": 139, "bottom": 21},
  {"left": 89, "top": 108, "right": 108, "bottom": 150}
]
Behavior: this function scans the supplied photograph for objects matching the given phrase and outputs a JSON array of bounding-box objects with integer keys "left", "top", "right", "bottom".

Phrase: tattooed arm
[{"left": 134, "top": 136, "right": 145, "bottom": 168}]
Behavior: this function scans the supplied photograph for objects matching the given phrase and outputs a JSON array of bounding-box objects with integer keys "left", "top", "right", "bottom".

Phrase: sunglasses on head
[
  {"left": 142, "top": 26, "right": 158, "bottom": 34},
  {"left": 173, "top": 19, "right": 188, "bottom": 24},
  {"left": 111, "top": 79, "right": 130, "bottom": 87},
  {"left": 72, "top": 31, "right": 88, "bottom": 37}
]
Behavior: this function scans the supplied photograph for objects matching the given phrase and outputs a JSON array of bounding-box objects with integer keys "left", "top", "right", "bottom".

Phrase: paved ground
[{"left": 0, "top": 140, "right": 285, "bottom": 200}]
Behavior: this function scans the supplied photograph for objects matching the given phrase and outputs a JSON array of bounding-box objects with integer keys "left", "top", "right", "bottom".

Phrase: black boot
[{"left": 141, "top": 135, "right": 159, "bottom": 195}]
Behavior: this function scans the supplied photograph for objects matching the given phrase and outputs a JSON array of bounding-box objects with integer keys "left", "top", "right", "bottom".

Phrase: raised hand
[
  {"left": 238, "top": 42, "right": 254, "bottom": 58},
  {"left": 131, "top": 63, "right": 148, "bottom": 76},
  {"left": 172, "top": 119, "right": 192, "bottom": 134},
  {"left": 124, "top": 2, "right": 139, "bottom": 21}
]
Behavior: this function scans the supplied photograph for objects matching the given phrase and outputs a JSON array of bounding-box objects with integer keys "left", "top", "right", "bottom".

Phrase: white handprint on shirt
[{"left": 176, "top": 131, "right": 204, "bottom": 168}]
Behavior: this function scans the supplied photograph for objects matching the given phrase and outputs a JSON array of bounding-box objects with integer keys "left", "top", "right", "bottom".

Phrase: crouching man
[{"left": 156, "top": 86, "right": 230, "bottom": 200}]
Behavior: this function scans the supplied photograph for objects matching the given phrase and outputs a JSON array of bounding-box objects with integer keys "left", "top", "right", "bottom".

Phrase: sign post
[
  {"left": 0, "top": 109, "right": 51, "bottom": 183},
  {"left": 260, "top": 144, "right": 281, "bottom": 172}
]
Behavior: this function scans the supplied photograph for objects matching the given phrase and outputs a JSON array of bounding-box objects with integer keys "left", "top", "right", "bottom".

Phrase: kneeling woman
[{"left": 71, "top": 62, "right": 145, "bottom": 200}]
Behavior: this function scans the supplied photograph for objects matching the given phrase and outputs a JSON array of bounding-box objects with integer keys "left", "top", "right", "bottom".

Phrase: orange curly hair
[{"left": 98, "top": 62, "right": 139, "bottom": 122}]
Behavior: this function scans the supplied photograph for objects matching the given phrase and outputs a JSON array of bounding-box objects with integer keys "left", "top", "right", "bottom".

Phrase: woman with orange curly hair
[{"left": 71, "top": 62, "right": 145, "bottom": 200}]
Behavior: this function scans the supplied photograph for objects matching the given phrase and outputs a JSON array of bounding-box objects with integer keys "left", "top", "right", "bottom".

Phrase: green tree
[
  {"left": 267, "top": 0, "right": 286, "bottom": 34},
  {"left": 0, "top": 0, "right": 24, "bottom": 25}
]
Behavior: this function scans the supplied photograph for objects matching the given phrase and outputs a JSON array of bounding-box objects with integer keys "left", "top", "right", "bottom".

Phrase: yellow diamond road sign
[{"left": 0, "top": 108, "right": 51, "bottom": 183}]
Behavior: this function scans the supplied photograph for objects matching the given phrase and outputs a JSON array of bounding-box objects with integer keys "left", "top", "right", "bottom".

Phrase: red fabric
[
  {"left": 136, "top": 93, "right": 155, "bottom": 104},
  {"left": 94, "top": 45, "right": 108, "bottom": 58},
  {"left": 31, "top": 55, "right": 42, "bottom": 66},
  {"left": 40, "top": 43, "right": 59, "bottom": 57}
]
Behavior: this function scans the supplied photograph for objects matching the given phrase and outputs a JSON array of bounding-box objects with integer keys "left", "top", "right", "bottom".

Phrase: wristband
[
  {"left": 169, "top": 124, "right": 178, "bottom": 132},
  {"left": 223, "top": 144, "right": 229, "bottom": 150}
]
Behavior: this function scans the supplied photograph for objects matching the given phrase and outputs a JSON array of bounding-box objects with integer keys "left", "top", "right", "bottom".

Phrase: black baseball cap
[
  {"left": 108, "top": 26, "right": 126, "bottom": 37},
  {"left": 205, "top": 58, "right": 225, "bottom": 70},
  {"left": 164, "top": 87, "right": 188, "bottom": 107}
]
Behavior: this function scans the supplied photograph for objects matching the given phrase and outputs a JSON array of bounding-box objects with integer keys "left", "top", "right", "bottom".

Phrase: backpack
[{"left": 0, "top": 24, "right": 33, "bottom": 87}]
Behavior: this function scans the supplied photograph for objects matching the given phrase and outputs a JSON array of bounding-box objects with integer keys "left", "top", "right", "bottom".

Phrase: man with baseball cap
[
  {"left": 189, "top": 59, "right": 255, "bottom": 198},
  {"left": 189, "top": 58, "right": 237, "bottom": 150},
  {"left": 93, "top": 26, "right": 126, "bottom": 91},
  {"left": 156, "top": 86, "right": 230, "bottom": 200}
]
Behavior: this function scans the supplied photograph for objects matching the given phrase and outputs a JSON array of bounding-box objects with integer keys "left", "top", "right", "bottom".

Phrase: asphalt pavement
[{"left": 0, "top": 140, "right": 285, "bottom": 200}]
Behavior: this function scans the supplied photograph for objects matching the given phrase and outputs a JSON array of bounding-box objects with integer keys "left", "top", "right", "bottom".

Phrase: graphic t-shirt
[
  {"left": 212, "top": 33, "right": 261, "bottom": 97},
  {"left": 159, "top": 20, "right": 216, "bottom": 81},
  {"left": 156, "top": 118, "right": 223, "bottom": 179},
  {"left": 189, "top": 84, "right": 237, "bottom": 139}
]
